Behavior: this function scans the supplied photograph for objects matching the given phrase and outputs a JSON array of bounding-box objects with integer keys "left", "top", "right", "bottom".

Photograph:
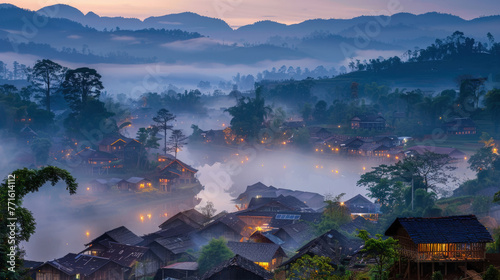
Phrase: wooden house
[
  {"left": 201, "top": 255, "right": 273, "bottom": 280},
  {"left": 343, "top": 194, "right": 381, "bottom": 221},
  {"left": 340, "top": 216, "right": 371, "bottom": 234},
  {"left": 85, "top": 226, "right": 143, "bottom": 248},
  {"left": 87, "top": 179, "right": 109, "bottom": 192},
  {"left": 153, "top": 262, "right": 198, "bottom": 280},
  {"left": 249, "top": 231, "right": 285, "bottom": 246},
  {"left": 234, "top": 182, "right": 324, "bottom": 211},
  {"left": 197, "top": 214, "right": 248, "bottom": 242},
  {"left": 351, "top": 114, "right": 386, "bottom": 130},
  {"left": 246, "top": 195, "right": 312, "bottom": 213},
  {"left": 385, "top": 215, "right": 494, "bottom": 279},
  {"left": 272, "top": 221, "right": 315, "bottom": 250},
  {"left": 80, "top": 241, "right": 161, "bottom": 280},
  {"left": 117, "top": 177, "right": 152, "bottom": 192},
  {"left": 145, "top": 235, "right": 201, "bottom": 265},
  {"left": 156, "top": 156, "right": 199, "bottom": 192},
  {"left": 227, "top": 242, "right": 287, "bottom": 271},
  {"left": 340, "top": 138, "right": 366, "bottom": 155},
  {"left": 308, "top": 127, "right": 332, "bottom": 140},
  {"left": 158, "top": 208, "right": 209, "bottom": 231},
  {"left": 34, "top": 253, "right": 125, "bottom": 280},
  {"left": 280, "top": 228, "right": 355, "bottom": 270},
  {"left": 443, "top": 118, "right": 477, "bottom": 135},
  {"left": 75, "top": 148, "right": 120, "bottom": 175},
  {"left": 358, "top": 143, "right": 389, "bottom": 157},
  {"left": 374, "top": 135, "right": 399, "bottom": 148},
  {"left": 98, "top": 134, "right": 142, "bottom": 168}
]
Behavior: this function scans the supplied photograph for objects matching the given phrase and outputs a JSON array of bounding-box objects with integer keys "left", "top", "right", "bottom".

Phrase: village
[
  {"left": 1, "top": 14, "right": 500, "bottom": 279},
  {"left": 25, "top": 179, "right": 500, "bottom": 280}
]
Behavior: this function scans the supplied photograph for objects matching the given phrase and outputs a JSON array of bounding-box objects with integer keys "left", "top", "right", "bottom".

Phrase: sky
[{"left": 6, "top": 0, "right": 500, "bottom": 27}]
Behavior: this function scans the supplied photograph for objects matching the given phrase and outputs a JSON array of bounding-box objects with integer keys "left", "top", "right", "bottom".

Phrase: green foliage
[
  {"left": 62, "top": 67, "right": 103, "bottom": 112},
  {"left": 301, "top": 103, "right": 312, "bottom": 121},
  {"left": 189, "top": 124, "right": 205, "bottom": 142},
  {"left": 63, "top": 99, "right": 115, "bottom": 140},
  {"left": 0, "top": 167, "right": 78, "bottom": 279},
  {"left": 225, "top": 87, "right": 271, "bottom": 140},
  {"left": 0, "top": 85, "right": 55, "bottom": 133},
  {"left": 469, "top": 146, "right": 498, "bottom": 172},
  {"left": 486, "top": 228, "right": 500, "bottom": 253},
  {"left": 357, "top": 230, "right": 398, "bottom": 280},
  {"left": 292, "top": 127, "right": 311, "bottom": 148},
  {"left": 358, "top": 151, "right": 456, "bottom": 216},
  {"left": 167, "top": 129, "right": 188, "bottom": 158},
  {"left": 29, "top": 59, "right": 66, "bottom": 112},
  {"left": 312, "top": 100, "right": 328, "bottom": 123},
  {"left": 456, "top": 144, "right": 500, "bottom": 197},
  {"left": 287, "top": 255, "right": 338, "bottom": 280},
  {"left": 431, "top": 271, "right": 443, "bottom": 280},
  {"left": 472, "top": 196, "right": 492, "bottom": 216},
  {"left": 315, "top": 193, "right": 351, "bottom": 235},
  {"left": 141, "top": 90, "right": 206, "bottom": 114},
  {"left": 484, "top": 265, "right": 500, "bottom": 280},
  {"left": 485, "top": 89, "right": 500, "bottom": 133},
  {"left": 152, "top": 109, "right": 176, "bottom": 155},
  {"left": 197, "top": 237, "right": 234, "bottom": 274}
]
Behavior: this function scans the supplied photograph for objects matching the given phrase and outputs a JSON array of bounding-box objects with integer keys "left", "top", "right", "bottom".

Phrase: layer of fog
[{"left": 0, "top": 48, "right": 407, "bottom": 96}]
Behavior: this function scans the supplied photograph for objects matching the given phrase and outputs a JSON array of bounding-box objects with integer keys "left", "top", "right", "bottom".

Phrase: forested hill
[{"left": 257, "top": 32, "right": 500, "bottom": 104}]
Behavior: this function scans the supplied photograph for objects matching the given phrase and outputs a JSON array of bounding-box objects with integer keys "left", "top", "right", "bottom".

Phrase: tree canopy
[
  {"left": 197, "top": 237, "right": 234, "bottom": 274},
  {"left": 225, "top": 87, "right": 271, "bottom": 140},
  {"left": 29, "top": 59, "right": 66, "bottom": 113},
  {"left": 0, "top": 167, "right": 78, "bottom": 279}
]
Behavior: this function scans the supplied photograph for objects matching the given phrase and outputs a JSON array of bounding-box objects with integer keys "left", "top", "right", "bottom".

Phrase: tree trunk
[{"left": 164, "top": 129, "right": 167, "bottom": 155}]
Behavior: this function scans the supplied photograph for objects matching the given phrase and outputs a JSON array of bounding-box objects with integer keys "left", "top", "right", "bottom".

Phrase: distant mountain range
[
  {"left": 1, "top": 3, "right": 500, "bottom": 66},
  {"left": 31, "top": 4, "right": 500, "bottom": 45}
]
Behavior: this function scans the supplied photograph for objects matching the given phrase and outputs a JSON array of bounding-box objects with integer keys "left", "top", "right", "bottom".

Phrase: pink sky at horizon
[{"left": 5, "top": 0, "right": 500, "bottom": 28}]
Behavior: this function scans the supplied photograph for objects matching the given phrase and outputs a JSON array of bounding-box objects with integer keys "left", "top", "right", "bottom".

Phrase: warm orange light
[
  {"left": 363, "top": 167, "right": 366, "bottom": 170},
  {"left": 340, "top": 202, "right": 344, "bottom": 206},
  {"left": 140, "top": 215, "right": 144, "bottom": 222},
  {"left": 86, "top": 231, "right": 90, "bottom": 237},
  {"left": 222, "top": 123, "right": 226, "bottom": 127},
  {"left": 494, "top": 148, "right": 498, "bottom": 153},
  {"left": 140, "top": 183, "right": 145, "bottom": 188},
  {"left": 464, "top": 157, "right": 467, "bottom": 160},
  {"left": 395, "top": 156, "right": 399, "bottom": 160},
  {"left": 387, "top": 154, "right": 390, "bottom": 158},
  {"left": 87, "top": 187, "right": 90, "bottom": 191},
  {"left": 147, "top": 214, "right": 152, "bottom": 219},
  {"left": 335, "top": 170, "right": 339, "bottom": 174},
  {"left": 164, "top": 213, "right": 168, "bottom": 217}
]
